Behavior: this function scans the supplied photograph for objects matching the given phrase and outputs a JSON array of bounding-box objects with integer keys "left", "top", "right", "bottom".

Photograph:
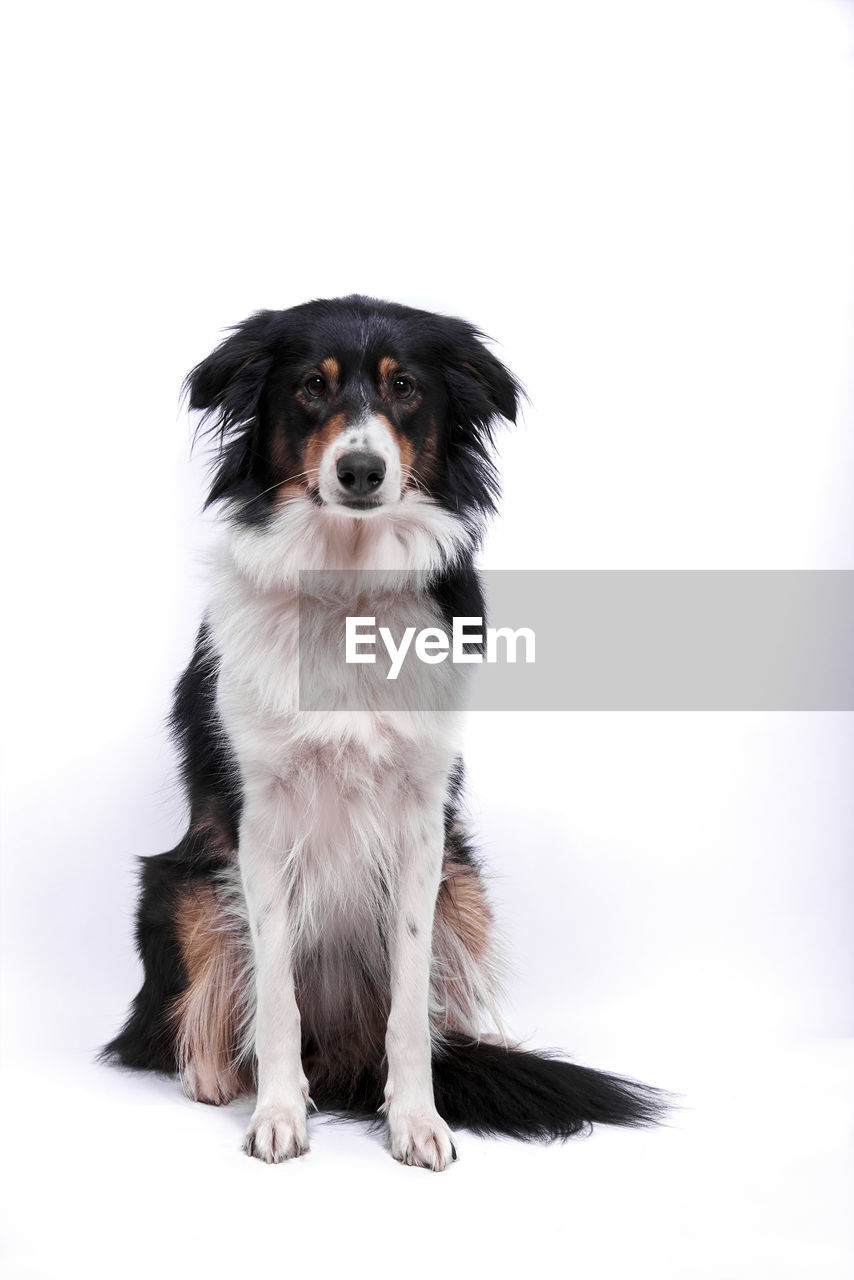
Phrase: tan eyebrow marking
[{"left": 318, "top": 357, "right": 340, "bottom": 392}]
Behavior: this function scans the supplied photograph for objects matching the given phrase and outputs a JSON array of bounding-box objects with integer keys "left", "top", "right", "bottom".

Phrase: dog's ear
[
  {"left": 185, "top": 310, "right": 276, "bottom": 436},
  {"left": 426, "top": 316, "right": 523, "bottom": 519},
  {"left": 458, "top": 340, "right": 520, "bottom": 428},
  {"left": 185, "top": 311, "right": 278, "bottom": 508},
  {"left": 436, "top": 319, "right": 522, "bottom": 439}
]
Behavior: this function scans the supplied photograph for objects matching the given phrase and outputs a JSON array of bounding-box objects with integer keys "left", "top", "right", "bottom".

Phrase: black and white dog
[{"left": 104, "top": 295, "right": 661, "bottom": 1169}]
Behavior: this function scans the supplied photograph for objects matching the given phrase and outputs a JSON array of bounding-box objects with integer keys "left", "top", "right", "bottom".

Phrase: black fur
[
  {"left": 432, "top": 1037, "right": 664, "bottom": 1139},
  {"left": 169, "top": 621, "right": 241, "bottom": 851},
  {"left": 103, "top": 846, "right": 203, "bottom": 1073}
]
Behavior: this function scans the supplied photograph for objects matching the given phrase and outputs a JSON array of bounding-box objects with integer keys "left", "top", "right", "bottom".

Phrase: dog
[{"left": 103, "top": 295, "right": 662, "bottom": 1169}]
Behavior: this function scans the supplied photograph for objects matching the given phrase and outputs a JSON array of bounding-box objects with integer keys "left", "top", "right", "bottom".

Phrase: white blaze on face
[{"left": 317, "top": 412, "right": 404, "bottom": 511}]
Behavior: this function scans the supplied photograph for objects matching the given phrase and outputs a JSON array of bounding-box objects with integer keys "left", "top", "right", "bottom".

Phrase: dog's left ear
[{"left": 438, "top": 320, "right": 522, "bottom": 438}]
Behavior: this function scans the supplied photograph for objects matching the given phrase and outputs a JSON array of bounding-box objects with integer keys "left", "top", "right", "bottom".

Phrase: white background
[{"left": 1, "top": 1, "right": 852, "bottom": 1277}]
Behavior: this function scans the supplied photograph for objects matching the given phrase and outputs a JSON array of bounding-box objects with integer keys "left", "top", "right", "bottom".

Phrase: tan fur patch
[
  {"left": 438, "top": 861, "right": 493, "bottom": 960},
  {"left": 378, "top": 355, "right": 398, "bottom": 381},
  {"left": 319, "top": 357, "right": 340, "bottom": 394},
  {"left": 171, "top": 884, "right": 251, "bottom": 1104},
  {"left": 432, "top": 854, "right": 499, "bottom": 1036},
  {"left": 274, "top": 411, "right": 348, "bottom": 501},
  {"left": 374, "top": 410, "right": 415, "bottom": 480},
  {"left": 407, "top": 413, "right": 440, "bottom": 494},
  {"left": 300, "top": 410, "right": 348, "bottom": 476}
]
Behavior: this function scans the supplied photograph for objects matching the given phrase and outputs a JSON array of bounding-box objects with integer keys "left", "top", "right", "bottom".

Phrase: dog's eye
[
  {"left": 393, "top": 376, "right": 414, "bottom": 400},
  {"left": 305, "top": 375, "right": 326, "bottom": 398}
]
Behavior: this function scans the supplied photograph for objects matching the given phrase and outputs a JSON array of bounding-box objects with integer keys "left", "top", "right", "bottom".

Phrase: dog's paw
[
  {"left": 180, "top": 1058, "right": 237, "bottom": 1107},
  {"left": 387, "top": 1107, "right": 457, "bottom": 1172},
  {"left": 243, "top": 1104, "right": 310, "bottom": 1164}
]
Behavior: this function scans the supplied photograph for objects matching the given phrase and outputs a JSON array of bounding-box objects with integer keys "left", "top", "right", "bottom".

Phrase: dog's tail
[
  {"left": 309, "top": 1032, "right": 666, "bottom": 1139},
  {"left": 429, "top": 1034, "right": 666, "bottom": 1139}
]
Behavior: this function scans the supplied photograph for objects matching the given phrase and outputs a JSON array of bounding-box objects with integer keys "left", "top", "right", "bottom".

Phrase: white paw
[
  {"left": 387, "top": 1106, "right": 457, "bottom": 1171},
  {"left": 243, "top": 1104, "right": 309, "bottom": 1164}
]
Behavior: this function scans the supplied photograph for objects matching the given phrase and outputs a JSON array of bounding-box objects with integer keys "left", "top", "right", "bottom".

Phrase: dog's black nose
[{"left": 336, "top": 452, "right": 386, "bottom": 495}]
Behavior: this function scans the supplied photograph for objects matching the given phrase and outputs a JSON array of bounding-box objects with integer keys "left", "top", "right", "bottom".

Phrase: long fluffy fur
[{"left": 103, "top": 295, "right": 666, "bottom": 1155}]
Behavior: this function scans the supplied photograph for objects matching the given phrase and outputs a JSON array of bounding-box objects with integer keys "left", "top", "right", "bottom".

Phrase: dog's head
[{"left": 186, "top": 296, "right": 521, "bottom": 527}]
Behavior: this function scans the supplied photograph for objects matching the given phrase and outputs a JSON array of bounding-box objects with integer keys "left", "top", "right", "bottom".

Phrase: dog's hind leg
[
  {"left": 102, "top": 819, "right": 250, "bottom": 1101},
  {"left": 171, "top": 879, "right": 252, "bottom": 1106},
  {"left": 431, "top": 844, "right": 506, "bottom": 1040},
  {"left": 102, "top": 846, "right": 196, "bottom": 1074}
]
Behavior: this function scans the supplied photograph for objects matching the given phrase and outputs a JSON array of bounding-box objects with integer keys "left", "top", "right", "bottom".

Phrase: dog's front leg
[
  {"left": 384, "top": 809, "right": 456, "bottom": 1171},
  {"left": 239, "top": 799, "right": 309, "bottom": 1164}
]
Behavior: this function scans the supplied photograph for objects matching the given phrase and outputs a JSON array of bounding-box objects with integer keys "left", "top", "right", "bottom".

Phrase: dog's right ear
[
  {"left": 184, "top": 310, "right": 277, "bottom": 439},
  {"left": 184, "top": 310, "right": 279, "bottom": 509}
]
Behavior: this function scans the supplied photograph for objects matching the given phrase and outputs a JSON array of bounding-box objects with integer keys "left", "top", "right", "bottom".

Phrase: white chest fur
[{"left": 206, "top": 498, "right": 470, "bottom": 956}]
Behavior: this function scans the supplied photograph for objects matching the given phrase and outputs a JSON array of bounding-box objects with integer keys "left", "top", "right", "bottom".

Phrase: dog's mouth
[
  {"left": 306, "top": 486, "right": 398, "bottom": 514},
  {"left": 337, "top": 496, "right": 387, "bottom": 512}
]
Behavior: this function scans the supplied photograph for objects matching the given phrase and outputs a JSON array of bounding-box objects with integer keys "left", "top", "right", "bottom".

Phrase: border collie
[{"left": 103, "top": 295, "right": 662, "bottom": 1169}]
